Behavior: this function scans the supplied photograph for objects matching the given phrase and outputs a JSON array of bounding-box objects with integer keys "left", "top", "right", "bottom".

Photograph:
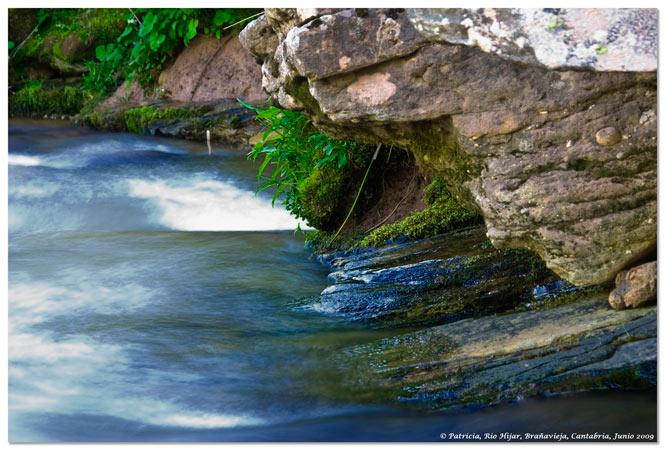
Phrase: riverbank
[
  {"left": 8, "top": 8, "right": 658, "bottom": 441},
  {"left": 8, "top": 120, "right": 657, "bottom": 442}
]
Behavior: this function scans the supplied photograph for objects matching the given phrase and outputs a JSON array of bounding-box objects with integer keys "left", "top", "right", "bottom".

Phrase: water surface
[{"left": 8, "top": 120, "right": 656, "bottom": 442}]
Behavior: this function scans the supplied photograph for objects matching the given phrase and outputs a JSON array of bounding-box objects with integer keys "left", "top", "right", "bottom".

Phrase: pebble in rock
[
  {"left": 609, "top": 261, "right": 657, "bottom": 310},
  {"left": 595, "top": 126, "right": 622, "bottom": 146}
]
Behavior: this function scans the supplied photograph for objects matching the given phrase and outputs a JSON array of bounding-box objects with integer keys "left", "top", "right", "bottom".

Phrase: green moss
[
  {"left": 9, "top": 9, "right": 126, "bottom": 84},
  {"left": 80, "top": 9, "right": 127, "bottom": 44},
  {"left": 123, "top": 105, "right": 197, "bottom": 134},
  {"left": 9, "top": 82, "right": 86, "bottom": 117},
  {"left": 359, "top": 177, "right": 480, "bottom": 247},
  {"left": 298, "top": 167, "right": 346, "bottom": 231}
]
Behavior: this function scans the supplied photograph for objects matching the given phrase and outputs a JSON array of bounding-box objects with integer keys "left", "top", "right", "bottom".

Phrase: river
[{"left": 8, "top": 120, "right": 656, "bottom": 442}]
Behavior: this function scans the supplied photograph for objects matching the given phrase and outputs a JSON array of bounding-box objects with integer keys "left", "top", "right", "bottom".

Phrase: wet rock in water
[
  {"left": 342, "top": 297, "right": 656, "bottom": 410},
  {"left": 302, "top": 226, "right": 573, "bottom": 328},
  {"left": 302, "top": 227, "right": 655, "bottom": 409},
  {"left": 240, "top": 8, "right": 657, "bottom": 287},
  {"left": 609, "top": 261, "right": 657, "bottom": 310}
]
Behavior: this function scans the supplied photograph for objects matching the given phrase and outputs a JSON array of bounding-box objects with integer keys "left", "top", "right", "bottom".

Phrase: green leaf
[
  {"left": 185, "top": 18, "right": 198, "bottom": 43},
  {"left": 95, "top": 44, "right": 107, "bottom": 60},
  {"left": 8, "top": 40, "right": 15, "bottom": 50},
  {"left": 141, "top": 12, "right": 157, "bottom": 35},
  {"left": 117, "top": 25, "right": 133, "bottom": 42}
]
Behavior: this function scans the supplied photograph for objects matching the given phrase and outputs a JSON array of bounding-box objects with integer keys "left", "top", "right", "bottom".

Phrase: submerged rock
[{"left": 240, "top": 8, "right": 657, "bottom": 286}]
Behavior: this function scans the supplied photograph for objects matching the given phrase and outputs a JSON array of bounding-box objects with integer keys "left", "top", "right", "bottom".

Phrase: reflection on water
[{"left": 8, "top": 120, "right": 656, "bottom": 442}]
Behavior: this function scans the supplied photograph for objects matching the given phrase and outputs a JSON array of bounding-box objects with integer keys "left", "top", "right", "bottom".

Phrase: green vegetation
[
  {"left": 10, "top": 9, "right": 126, "bottom": 75},
  {"left": 359, "top": 177, "right": 480, "bottom": 247},
  {"left": 9, "top": 81, "right": 85, "bottom": 116},
  {"left": 122, "top": 104, "right": 199, "bottom": 133},
  {"left": 85, "top": 8, "right": 260, "bottom": 94},
  {"left": 9, "top": 8, "right": 260, "bottom": 105},
  {"left": 241, "top": 100, "right": 369, "bottom": 228}
]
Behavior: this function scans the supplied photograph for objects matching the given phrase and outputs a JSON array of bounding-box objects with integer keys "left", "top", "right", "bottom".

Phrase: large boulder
[
  {"left": 159, "top": 34, "right": 266, "bottom": 103},
  {"left": 240, "top": 8, "right": 657, "bottom": 286}
]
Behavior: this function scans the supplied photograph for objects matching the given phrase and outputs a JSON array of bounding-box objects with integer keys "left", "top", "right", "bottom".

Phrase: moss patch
[
  {"left": 9, "top": 9, "right": 126, "bottom": 84},
  {"left": 122, "top": 105, "right": 198, "bottom": 134},
  {"left": 9, "top": 82, "right": 86, "bottom": 117},
  {"left": 359, "top": 177, "right": 480, "bottom": 247},
  {"left": 298, "top": 167, "right": 347, "bottom": 231}
]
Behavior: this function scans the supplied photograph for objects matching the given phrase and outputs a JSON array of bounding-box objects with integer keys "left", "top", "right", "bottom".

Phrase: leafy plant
[
  {"left": 83, "top": 8, "right": 260, "bottom": 94},
  {"left": 240, "top": 100, "right": 361, "bottom": 221}
]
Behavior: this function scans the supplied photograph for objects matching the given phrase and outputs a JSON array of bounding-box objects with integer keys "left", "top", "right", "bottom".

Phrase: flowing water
[{"left": 8, "top": 120, "right": 656, "bottom": 442}]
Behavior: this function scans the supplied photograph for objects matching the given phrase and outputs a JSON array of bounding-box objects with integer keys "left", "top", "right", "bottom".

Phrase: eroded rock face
[
  {"left": 240, "top": 8, "right": 657, "bottom": 286},
  {"left": 609, "top": 261, "right": 657, "bottom": 310},
  {"left": 346, "top": 297, "right": 656, "bottom": 409}
]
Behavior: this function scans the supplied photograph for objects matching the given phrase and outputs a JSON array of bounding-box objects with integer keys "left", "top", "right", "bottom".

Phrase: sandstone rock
[
  {"left": 609, "top": 261, "right": 657, "bottom": 310},
  {"left": 407, "top": 8, "right": 657, "bottom": 72},
  {"left": 345, "top": 296, "right": 655, "bottom": 409},
  {"left": 595, "top": 126, "right": 622, "bottom": 146},
  {"left": 159, "top": 35, "right": 266, "bottom": 103},
  {"left": 264, "top": 8, "right": 340, "bottom": 39},
  {"left": 100, "top": 80, "right": 148, "bottom": 109},
  {"left": 239, "top": 14, "right": 279, "bottom": 60},
  {"left": 240, "top": 8, "right": 657, "bottom": 286}
]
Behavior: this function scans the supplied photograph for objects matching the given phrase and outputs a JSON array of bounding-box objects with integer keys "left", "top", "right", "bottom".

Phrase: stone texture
[
  {"left": 407, "top": 8, "right": 657, "bottom": 72},
  {"left": 344, "top": 297, "right": 656, "bottom": 409},
  {"left": 595, "top": 126, "right": 622, "bottom": 146},
  {"left": 302, "top": 226, "right": 569, "bottom": 328},
  {"left": 301, "top": 229, "right": 656, "bottom": 409},
  {"left": 159, "top": 35, "right": 266, "bottom": 103},
  {"left": 239, "top": 14, "right": 280, "bottom": 60},
  {"left": 240, "top": 8, "right": 657, "bottom": 286},
  {"left": 609, "top": 261, "right": 657, "bottom": 310}
]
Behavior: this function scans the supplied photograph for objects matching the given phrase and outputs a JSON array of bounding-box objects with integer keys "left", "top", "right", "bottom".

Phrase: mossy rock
[
  {"left": 122, "top": 105, "right": 199, "bottom": 134},
  {"left": 9, "top": 82, "right": 87, "bottom": 117},
  {"left": 9, "top": 9, "right": 38, "bottom": 43},
  {"left": 299, "top": 167, "right": 347, "bottom": 231},
  {"left": 360, "top": 177, "right": 480, "bottom": 247},
  {"left": 9, "top": 8, "right": 126, "bottom": 82}
]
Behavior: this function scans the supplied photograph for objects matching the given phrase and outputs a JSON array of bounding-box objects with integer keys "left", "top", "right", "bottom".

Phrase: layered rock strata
[{"left": 240, "top": 8, "right": 657, "bottom": 287}]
